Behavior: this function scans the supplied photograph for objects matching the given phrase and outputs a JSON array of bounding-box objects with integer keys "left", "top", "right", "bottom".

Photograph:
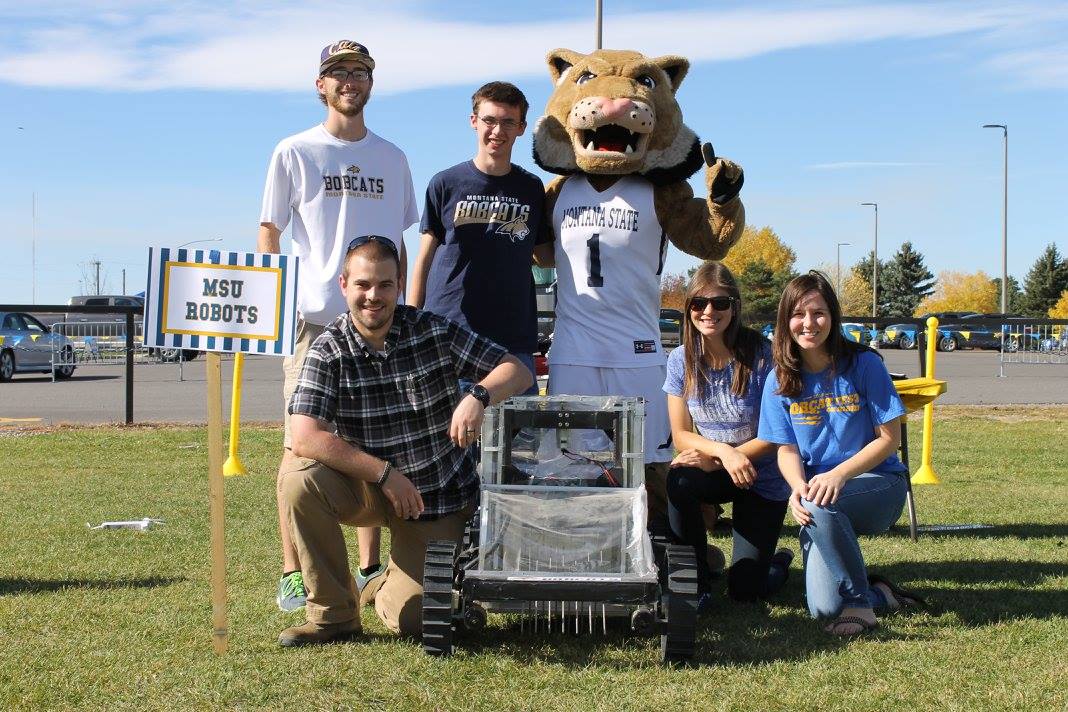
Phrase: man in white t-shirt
[{"left": 257, "top": 40, "right": 418, "bottom": 613}]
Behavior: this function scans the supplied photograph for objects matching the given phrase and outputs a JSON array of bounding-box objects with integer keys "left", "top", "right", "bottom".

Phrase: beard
[
  {"left": 352, "top": 302, "right": 394, "bottom": 334},
  {"left": 325, "top": 85, "right": 369, "bottom": 117}
]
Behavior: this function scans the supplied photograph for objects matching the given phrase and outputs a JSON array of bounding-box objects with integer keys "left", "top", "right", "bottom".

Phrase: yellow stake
[
  {"left": 223, "top": 353, "right": 248, "bottom": 477},
  {"left": 206, "top": 352, "right": 229, "bottom": 654},
  {"left": 912, "top": 317, "right": 942, "bottom": 485}
]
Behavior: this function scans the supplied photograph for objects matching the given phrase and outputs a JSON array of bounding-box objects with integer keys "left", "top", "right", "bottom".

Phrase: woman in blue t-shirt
[
  {"left": 758, "top": 271, "right": 927, "bottom": 636},
  {"left": 664, "top": 262, "right": 793, "bottom": 612}
]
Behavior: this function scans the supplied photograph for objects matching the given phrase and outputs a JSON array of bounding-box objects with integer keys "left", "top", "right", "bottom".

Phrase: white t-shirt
[
  {"left": 260, "top": 125, "right": 418, "bottom": 325},
  {"left": 549, "top": 175, "right": 668, "bottom": 368}
]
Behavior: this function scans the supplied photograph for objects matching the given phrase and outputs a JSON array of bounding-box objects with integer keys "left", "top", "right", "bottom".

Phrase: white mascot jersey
[{"left": 550, "top": 175, "right": 667, "bottom": 368}]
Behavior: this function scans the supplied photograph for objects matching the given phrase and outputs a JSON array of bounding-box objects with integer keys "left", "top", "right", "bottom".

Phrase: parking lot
[{"left": 1, "top": 347, "right": 1066, "bottom": 426}]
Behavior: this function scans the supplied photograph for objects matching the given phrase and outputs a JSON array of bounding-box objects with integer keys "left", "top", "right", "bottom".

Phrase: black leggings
[{"left": 667, "top": 465, "right": 789, "bottom": 600}]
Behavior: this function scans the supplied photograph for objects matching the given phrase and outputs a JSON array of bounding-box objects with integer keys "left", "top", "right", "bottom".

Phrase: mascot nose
[{"left": 597, "top": 97, "right": 636, "bottom": 122}]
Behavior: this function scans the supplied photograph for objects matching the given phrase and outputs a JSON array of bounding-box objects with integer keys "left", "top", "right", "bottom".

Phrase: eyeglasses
[
  {"left": 323, "top": 67, "right": 371, "bottom": 82},
  {"left": 346, "top": 235, "right": 398, "bottom": 259},
  {"left": 477, "top": 116, "right": 523, "bottom": 131},
  {"left": 689, "top": 296, "right": 736, "bottom": 312}
]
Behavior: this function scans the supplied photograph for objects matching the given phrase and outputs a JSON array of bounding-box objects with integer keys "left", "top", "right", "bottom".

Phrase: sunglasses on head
[
  {"left": 346, "top": 234, "right": 398, "bottom": 259},
  {"left": 689, "top": 295, "right": 736, "bottom": 312}
]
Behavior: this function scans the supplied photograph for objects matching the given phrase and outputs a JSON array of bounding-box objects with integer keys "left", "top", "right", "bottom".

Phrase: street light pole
[
  {"left": 31, "top": 192, "right": 37, "bottom": 303},
  {"left": 860, "top": 202, "right": 878, "bottom": 317},
  {"left": 983, "top": 124, "right": 1008, "bottom": 313},
  {"left": 836, "top": 242, "right": 851, "bottom": 295},
  {"left": 595, "top": 0, "right": 603, "bottom": 49}
]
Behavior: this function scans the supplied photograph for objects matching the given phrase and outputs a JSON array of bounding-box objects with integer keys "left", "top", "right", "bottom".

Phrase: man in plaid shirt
[{"left": 278, "top": 235, "right": 532, "bottom": 647}]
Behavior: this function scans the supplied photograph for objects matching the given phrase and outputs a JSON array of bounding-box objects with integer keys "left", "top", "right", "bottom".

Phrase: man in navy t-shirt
[{"left": 410, "top": 81, "right": 551, "bottom": 394}]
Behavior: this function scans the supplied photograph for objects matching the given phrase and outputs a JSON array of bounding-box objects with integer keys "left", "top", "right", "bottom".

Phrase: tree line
[{"left": 661, "top": 226, "right": 1068, "bottom": 320}]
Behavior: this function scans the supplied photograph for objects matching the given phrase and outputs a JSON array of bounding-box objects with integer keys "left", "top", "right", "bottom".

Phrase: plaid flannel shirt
[{"left": 288, "top": 305, "right": 507, "bottom": 518}]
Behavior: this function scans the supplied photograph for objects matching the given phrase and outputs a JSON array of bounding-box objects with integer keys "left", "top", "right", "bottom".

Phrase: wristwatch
[{"left": 464, "top": 383, "right": 490, "bottom": 408}]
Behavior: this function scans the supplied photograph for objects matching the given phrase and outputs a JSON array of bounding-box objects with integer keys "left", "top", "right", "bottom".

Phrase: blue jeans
[{"left": 799, "top": 471, "right": 907, "bottom": 618}]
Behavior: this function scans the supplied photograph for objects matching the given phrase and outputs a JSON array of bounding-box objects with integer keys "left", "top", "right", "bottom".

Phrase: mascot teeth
[{"left": 580, "top": 124, "right": 643, "bottom": 154}]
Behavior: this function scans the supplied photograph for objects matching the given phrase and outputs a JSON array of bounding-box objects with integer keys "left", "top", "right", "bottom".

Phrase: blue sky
[{"left": 1, "top": 0, "right": 1065, "bottom": 304}]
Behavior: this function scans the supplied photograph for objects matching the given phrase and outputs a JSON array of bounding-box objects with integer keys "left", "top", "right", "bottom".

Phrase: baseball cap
[{"left": 319, "top": 40, "right": 375, "bottom": 73}]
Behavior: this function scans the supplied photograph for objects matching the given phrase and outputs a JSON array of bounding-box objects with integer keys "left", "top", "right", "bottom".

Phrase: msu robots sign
[{"left": 144, "top": 247, "right": 299, "bottom": 356}]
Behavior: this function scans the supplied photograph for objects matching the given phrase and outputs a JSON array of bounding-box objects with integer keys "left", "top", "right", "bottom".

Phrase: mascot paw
[{"left": 703, "top": 142, "right": 744, "bottom": 205}]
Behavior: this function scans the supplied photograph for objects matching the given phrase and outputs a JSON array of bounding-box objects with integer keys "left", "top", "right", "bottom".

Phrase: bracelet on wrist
[{"left": 377, "top": 461, "right": 392, "bottom": 486}]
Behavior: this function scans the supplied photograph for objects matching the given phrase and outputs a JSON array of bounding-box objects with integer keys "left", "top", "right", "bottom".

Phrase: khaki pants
[
  {"left": 282, "top": 318, "right": 326, "bottom": 448},
  {"left": 279, "top": 456, "right": 471, "bottom": 636}
]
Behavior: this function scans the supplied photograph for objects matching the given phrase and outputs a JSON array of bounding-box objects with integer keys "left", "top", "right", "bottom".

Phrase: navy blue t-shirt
[{"left": 420, "top": 161, "right": 549, "bottom": 353}]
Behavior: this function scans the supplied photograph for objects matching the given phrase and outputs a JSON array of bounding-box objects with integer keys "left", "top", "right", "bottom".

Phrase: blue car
[
  {"left": 759, "top": 323, "right": 873, "bottom": 344},
  {"left": 880, "top": 312, "right": 980, "bottom": 350},
  {"left": 937, "top": 313, "right": 1039, "bottom": 352},
  {"left": 841, "top": 323, "right": 875, "bottom": 345},
  {"left": 0, "top": 311, "right": 77, "bottom": 381}
]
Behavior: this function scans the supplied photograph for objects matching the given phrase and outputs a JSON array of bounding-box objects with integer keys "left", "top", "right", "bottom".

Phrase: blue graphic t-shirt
[
  {"left": 758, "top": 350, "right": 907, "bottom": 480},
  {"left": 664, "top": 343, "right": 789, "bottom": 501},
  {"left": 420, "top": 161, "right": 549, "bottom": 353}
]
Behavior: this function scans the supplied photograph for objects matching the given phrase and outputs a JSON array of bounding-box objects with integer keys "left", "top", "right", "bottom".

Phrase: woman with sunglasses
[
  {"left": 664, "top": 262, "right": 793, "bottom": 612},
  {"left": 758, "top": 271, "right": 926, "bottom": 636}
]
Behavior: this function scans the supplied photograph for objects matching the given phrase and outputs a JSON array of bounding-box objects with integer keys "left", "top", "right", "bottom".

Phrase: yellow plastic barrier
[
  {"left": 901, "top": 317, "right": 946, "bottom": 485},
  {"left": 893, "top": 377, "right": 947, "bottom": 414},
  {"left": 223, "top": 353, "right": 248, "bottom": 477}
]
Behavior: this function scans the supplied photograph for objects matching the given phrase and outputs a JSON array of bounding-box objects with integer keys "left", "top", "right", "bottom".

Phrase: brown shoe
[{"left": 278, "top": 618, "right": 361, "bottom": 648}]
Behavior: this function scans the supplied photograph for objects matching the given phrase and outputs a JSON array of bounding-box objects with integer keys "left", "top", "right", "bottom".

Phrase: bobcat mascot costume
[{"left": 533, "top": 48, "right": 744, "bottom": 526}]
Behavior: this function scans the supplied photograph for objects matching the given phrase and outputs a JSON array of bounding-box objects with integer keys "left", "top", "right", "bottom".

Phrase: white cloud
[
  {"left": 0, "top": 1, "right": 1064, "bottom": 92},
  {"left": 984, "top": 44, "right": 1068, "bottom": 89}
]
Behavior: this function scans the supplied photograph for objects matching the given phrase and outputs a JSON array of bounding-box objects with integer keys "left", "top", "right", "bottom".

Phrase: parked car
[
  {"left": 64, "top": 295, "right": 200, "bottom": 362},
  {"left": 65, "top": 294, "right": 145, "bottom": 328},
  {"left": 880, "top": 324, "right": 919, "bottom": 349},
  {"left": 935, "top": 313, "right": 1033, "bottom": 352},
  {"left": 879, "top": 312, "right": 980, "bottom": 350},
  {"left": 0, "top": 311, "right": 76, "bottom": 381},
  {"left": 759, "top": 323, "right": 873, "bottom": 345},
  {"left": 841, "top": 323, "right": 874, "bottom": 345},
  {"left": 660, "top": 308, "right": 683, "bottom": 348}
]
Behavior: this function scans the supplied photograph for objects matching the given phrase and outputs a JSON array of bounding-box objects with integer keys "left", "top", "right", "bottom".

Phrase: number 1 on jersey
[{"left": 586, "top": 234, "right": 604, "bottom": 287}]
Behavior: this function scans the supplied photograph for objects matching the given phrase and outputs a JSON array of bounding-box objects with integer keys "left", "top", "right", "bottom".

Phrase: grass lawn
[{"left": 1, "top": 405, "right": 1065, "bottom": 710}]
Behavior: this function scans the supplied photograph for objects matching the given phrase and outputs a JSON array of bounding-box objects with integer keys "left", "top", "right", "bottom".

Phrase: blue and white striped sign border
[{"left": 143, "top": 247, "right": 299, "bottom": 356}]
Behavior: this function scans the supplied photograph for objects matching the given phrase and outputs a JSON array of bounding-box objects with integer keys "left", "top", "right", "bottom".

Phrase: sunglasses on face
[
  {"left": 346, "top": 234, "right": 398, "bottom": 259},
  {"left": 689, "top": 296, "right": 736, "bottom": 312}
]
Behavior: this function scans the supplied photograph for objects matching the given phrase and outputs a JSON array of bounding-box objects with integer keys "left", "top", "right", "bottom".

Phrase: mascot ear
[
  {"left": 547, "top": 48, "right": 588, "bottom": 84},
  {"left": 651, "top": 55, "right": 690, "bottom": 92}
]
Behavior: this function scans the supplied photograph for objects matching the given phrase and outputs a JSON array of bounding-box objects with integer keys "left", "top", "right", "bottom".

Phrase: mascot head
[{"left": 533, "top": 48, "right": 704, "bottom": 186}]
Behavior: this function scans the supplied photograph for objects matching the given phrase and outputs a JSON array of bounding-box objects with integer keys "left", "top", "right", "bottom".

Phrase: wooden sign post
[{"left": 143, "top": 247, "right": 298, "bottom": 653}]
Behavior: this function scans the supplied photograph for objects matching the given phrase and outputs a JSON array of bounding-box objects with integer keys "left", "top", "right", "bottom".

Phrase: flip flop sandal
[
  {"left": 868, "top": 574, "right": 929, "bottom": 610},
  {"left": 824, "top": 615, "right": 878, "bottom": 637}
]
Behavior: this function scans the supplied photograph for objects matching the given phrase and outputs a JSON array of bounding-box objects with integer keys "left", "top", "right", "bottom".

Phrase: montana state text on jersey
[
  {"left": 560, "top": 205, "right": 640, "bottom": 231},
  {"left": 790, "top": 392, "right": 862, "bottom": 426}
]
